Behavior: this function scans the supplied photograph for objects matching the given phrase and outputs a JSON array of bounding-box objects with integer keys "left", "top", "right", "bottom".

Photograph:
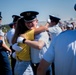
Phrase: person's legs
[
  {"left": 14, "top": 61, "right": 33, "bottom": 75},
  {"left": 0, "top": 50, "right": 12, "bottom": 75},
  {"left": 11, "top": 55, "right": 16, "bottom": 75},
  {"left": 10, "top": 46, "right": 16, "bottom": 75},
  {"left": 46, "top": 67, "right": 52, "bottom": 75},
  {"left": 31, "top": 63, "right": 39, "bottom": 75},
  {"left": 51, "top": 63, "right": 55, "bottom": 75},
  {"left": 31, "top": 63, "right": 51, "bottom": 75}
]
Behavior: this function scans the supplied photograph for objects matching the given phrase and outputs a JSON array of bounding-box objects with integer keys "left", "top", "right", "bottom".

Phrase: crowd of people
[{"left": 0, "top": 4, "right": 76, "bottom": 75}]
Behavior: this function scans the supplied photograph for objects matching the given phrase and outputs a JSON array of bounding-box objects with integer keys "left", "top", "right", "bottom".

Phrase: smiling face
[{"left": 25, "top": 18, "right": 38, "bottom": 30}]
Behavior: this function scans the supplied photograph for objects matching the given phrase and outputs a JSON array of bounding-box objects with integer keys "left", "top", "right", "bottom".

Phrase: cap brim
[
  {"left": 20, "top": 11, "right": 39, "bottom": 16},
  {"left": 24, "top": 18, "right": 37, "bottom": 22}
]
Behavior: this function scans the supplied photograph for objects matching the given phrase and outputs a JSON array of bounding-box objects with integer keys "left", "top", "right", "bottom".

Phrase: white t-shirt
[{"left": 43, "top": 30, "right": 76, "bottom": 75}]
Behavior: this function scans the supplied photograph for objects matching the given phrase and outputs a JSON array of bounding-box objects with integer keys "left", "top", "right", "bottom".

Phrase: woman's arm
[
  {"left": 34, "top": 23, "right": 49, "bottom": 35},
  {"left": 23, "top": 39, "right": 44, "bottom": 50},
  {"left": 15, "top": 36, "right": 45, "bottom": 50}
]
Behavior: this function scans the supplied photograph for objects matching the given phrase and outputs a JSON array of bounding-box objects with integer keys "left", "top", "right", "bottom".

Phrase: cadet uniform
[
  {"left": 0, "top": 13, "right": 12, "bottom": 75},
  {"left": 6, "top": 15, "right": 20, "bottom": 75},
  {"left": 47, "top": 15, "right": 62, "bottom": 41},
  {"left": 47, "top": 15, "right": 62, "bottom": 75}
]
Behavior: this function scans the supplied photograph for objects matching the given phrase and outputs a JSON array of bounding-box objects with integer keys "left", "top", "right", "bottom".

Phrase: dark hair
[
  {"left": 12, "top": 18, "right": 29, "bottom": 44},
  {"left": 51, "top": 20, "right": 59, "bottom": 24},
  {"left": 9, "top": 24, "right": 13, "bottom": 28}
]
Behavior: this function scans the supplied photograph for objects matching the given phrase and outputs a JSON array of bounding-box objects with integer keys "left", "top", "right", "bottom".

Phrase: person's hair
[
  {"left": 9, "top": 24, "right": 13, "bottom": 28},
  {"left": 12, "top": 18, "right": 29, "bottom": 44},
  {"left": 51, "top": 20, "right": 59, "bottom": 24},
  {"left": 55, "top": 21, "right": 59, "bottom": 24}
]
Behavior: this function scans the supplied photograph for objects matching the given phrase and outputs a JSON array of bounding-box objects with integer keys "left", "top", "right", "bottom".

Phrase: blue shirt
[{"left": 43, "top": 30, "right": 76, "bottom": 75}]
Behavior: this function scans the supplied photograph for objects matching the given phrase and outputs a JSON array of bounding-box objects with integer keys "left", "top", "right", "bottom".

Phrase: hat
[
  {"left": 0, "top": 12, "right": 2, "bottom": 20},
  {"left": 20, "top": 11, "right": 39, "bottom": 22},
  {"left": 8, "top": 15, "right": 20, "bottom": 26},
  {"left": 49, "top": 15, "right": 60, "bottom": 23},
  {"left": 12, "top": 15, "right": 20, "bottom": 23},
  {"left": 67, "top": 24, "right": 73, "bottom": 28}
]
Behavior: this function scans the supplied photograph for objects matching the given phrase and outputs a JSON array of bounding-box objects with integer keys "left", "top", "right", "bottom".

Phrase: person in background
[
  {"left": 46, "top": 15, "right": 62, "bottom": 75},
  {"left": 6, "top": 15, "right": 20, "bottom": 75},
  {"left": 37, "top": 6, "right": 76, "bottom": 75},
  {"left": 47, "top": 15, "right": 62, "bottom": 41},
  {"left": 70, "top": 21, "right": 76, "bottom": 30},
  {"left": 12, "top": 11, "right": 48, "bottom": 75},
  {"left": 66, "top": 24, "right": 73, "bottom": 30},
  {"left": 0, "top": 12, "right": 12, "bottom": 75},
  {"left": 58, "top": 21, "right": 65, "bottom": 31}
]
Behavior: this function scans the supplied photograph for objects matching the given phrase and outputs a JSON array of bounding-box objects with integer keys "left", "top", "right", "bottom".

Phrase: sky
[{"left": 0, "top": 0, "right": 76, "bottom": 25}]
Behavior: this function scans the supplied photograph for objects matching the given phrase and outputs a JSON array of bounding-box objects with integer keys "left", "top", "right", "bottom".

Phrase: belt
[{"left": 32, "top": 63, "right": 39, "bottom": 66}]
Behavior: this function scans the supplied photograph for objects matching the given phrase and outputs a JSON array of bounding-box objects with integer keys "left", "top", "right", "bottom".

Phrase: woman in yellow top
[{"left": 12, "top": 11, "right": 48, "bottom": 75}]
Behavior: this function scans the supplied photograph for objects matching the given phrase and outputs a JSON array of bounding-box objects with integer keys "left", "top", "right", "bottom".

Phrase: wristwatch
[{"left": 23, "top": 39, "right": 26, "bottom": 43}]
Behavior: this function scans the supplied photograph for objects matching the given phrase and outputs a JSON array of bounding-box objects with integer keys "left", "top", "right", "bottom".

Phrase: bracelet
[{"left": 23, "top": 39, "right": 26, "bottom": 43}]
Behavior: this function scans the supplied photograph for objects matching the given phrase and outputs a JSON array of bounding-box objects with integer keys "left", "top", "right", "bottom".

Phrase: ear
[{"left": 36, "top": 19, "right": 38, "bottom": 22}]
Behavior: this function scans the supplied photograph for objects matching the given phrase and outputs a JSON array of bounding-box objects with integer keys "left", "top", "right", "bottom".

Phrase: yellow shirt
[{"left": 16, "top": 29, "right": 34, "bottom": 61}]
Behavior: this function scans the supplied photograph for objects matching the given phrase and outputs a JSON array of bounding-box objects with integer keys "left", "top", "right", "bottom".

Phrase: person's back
[
  {"left": 53, "top": 30, "right": 76, "bottom": 75},
  {"left": 48, "top": 25, "right": 62, "bottom": 40},
  {"left": 47, "top": 15, "right": 62, "bottom": 41},
  {"left": 37, "top": 30, "right": 76, "bottom": 75},
  {"left": 40, "top": 30, "right": 76, "bottom": 75},
  {"left": 16, "top": 29, "right": 34, "bottom": 61}
]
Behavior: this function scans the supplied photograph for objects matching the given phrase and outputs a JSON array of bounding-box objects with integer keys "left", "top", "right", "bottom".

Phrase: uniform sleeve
[{"left": 48, "top": 27, "right": 56, "bottom": 34}]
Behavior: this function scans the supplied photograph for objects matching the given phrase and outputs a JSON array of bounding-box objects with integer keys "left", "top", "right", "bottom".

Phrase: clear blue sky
[{"left": 0, "top": 0, "right": 76, "bottom": 24}]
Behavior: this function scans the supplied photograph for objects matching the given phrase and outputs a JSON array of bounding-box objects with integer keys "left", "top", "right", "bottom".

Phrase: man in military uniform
[
  {"left": 6, "top": 15, "right": 20, "bottom": 75},
  {"left": 0, "top": 12, "right": 12, "bottom": 75}
]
